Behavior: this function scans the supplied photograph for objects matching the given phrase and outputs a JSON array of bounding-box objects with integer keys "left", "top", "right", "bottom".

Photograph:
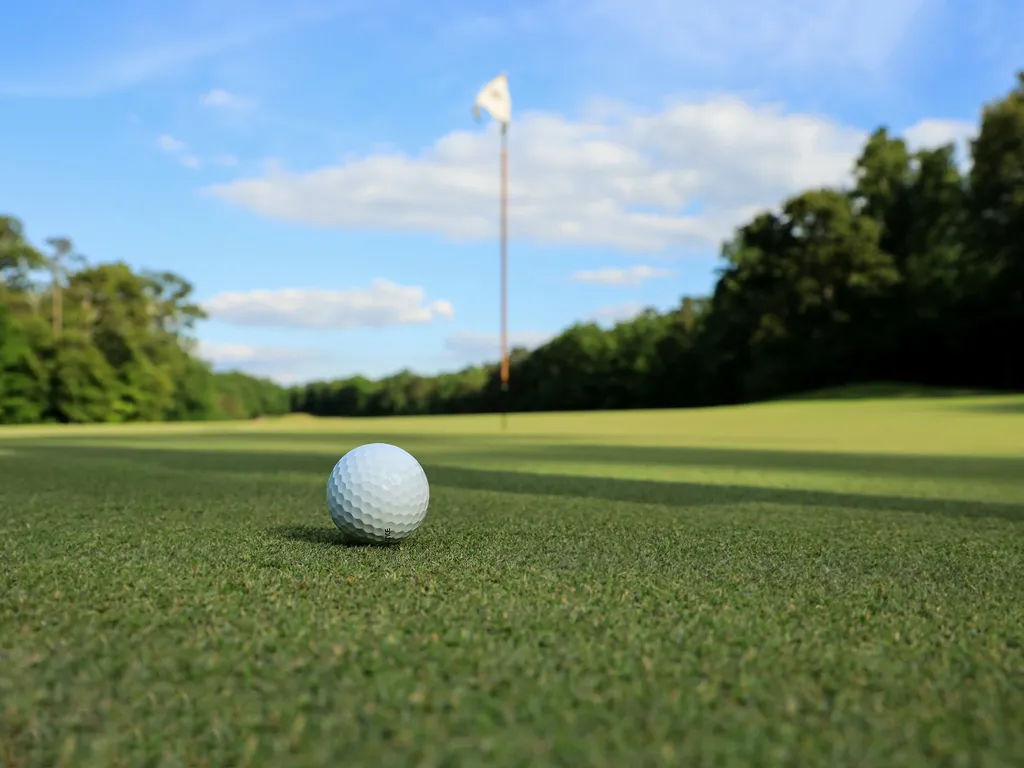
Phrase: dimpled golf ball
[{"left": 326, "top": 443, "right": 430, "bottom": 545}]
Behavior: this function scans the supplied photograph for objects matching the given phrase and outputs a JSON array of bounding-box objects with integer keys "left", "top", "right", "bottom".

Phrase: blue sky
[{"left": 1, "top": 0, "right": 1020, "bottom": 384}]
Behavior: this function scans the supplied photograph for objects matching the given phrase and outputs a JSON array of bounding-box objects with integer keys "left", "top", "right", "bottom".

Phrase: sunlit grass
[
  {"left": 1, "top": 395, "right": 1022, "bottom": 766},
  {"left": 3, "top": 391, "right": 1023, "bottom": 455}
]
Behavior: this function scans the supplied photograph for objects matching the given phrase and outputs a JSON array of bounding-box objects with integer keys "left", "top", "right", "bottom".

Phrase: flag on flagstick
[
  {"left": 472, "top": 74, "right": 512, "bottom": 430},
  {"left": 473, "top": 74, "right": 512, "bottom": 125}
]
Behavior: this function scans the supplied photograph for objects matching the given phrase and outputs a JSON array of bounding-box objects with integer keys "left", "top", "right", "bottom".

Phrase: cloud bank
[{"left": 207, "top": 97, "right": 970, "bottom": 255}]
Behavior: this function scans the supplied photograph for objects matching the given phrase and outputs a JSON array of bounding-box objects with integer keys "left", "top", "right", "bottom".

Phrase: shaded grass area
[
  {"left": 779, "top": 382, "right": 997, "bottom": 400},
  {"left": 11, "top": 429, "right": 1024, "bottom": 481},
  {"left": 11, "top": 432, "right": 1024, "bottom": 508},
  {"left": 6, "top": 442, "right": 1024, "bottom": 522},
  {"left": 1, "top": 428, "right": 1023, "bottom": 766},
  {"left": 14, "top": 432, "right": 1024, "bottom": 480}
]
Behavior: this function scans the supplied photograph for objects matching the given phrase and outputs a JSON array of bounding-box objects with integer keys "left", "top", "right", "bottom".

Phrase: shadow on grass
[
  {"left": 778, "top": 383, "right": 994, "bottom": 401},
  {"left": 422, "top": 465, "right": 1024, "bottom": 524},
  {"left": 6, "top": 445, "right": 1024, "bottom": 524},
  {"left": 11, "top": 436, "right": 1024, "bottom": 483},
  {"left": 435, "top": 445, "right": 1024, "bottom": 483}
]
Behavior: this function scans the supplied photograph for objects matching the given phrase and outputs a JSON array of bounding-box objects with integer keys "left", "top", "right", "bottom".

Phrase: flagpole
[
  {"left": 471, "top": 73, "right": 512, "bottom": 432},
  {"left": 499, "top": 122, "right": 509, "bottom": 431}
]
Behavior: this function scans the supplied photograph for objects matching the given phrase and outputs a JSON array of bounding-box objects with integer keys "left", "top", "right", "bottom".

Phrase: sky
[{"left": 1, "top": 0, "right": 1020, "bottom": 385}]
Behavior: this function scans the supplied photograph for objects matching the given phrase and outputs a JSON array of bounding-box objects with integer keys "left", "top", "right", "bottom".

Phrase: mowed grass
[{"left": 1, "top": 396, "right": 1023, "bottom": 767}]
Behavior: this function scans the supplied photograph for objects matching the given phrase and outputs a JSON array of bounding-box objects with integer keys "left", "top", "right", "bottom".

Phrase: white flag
[{"left": 473, "top": 74, "right": 511, "bottom": 126}]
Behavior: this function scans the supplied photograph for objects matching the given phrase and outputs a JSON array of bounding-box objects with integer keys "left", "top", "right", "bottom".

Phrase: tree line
[
  {"left": 0, "top": 224, "right": 289, "bottom": 424},
  {"left": 291, "top": 73, "right": 1023, "bottom": 416},
  {"left": 3, "top": 73, "right": 1022, "bottom": 424}
]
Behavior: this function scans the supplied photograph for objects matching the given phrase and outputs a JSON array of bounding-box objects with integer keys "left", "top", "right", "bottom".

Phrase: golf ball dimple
[{"left": 326, "top": 443, "right": 430, "bottom": 545}]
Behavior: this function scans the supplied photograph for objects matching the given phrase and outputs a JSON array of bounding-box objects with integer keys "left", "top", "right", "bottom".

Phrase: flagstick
[{"left": 499, "top": 122, "right": 509, "bottom": 432}]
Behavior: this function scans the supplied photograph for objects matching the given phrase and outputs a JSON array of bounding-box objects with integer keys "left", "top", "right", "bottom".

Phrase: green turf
[{"left": 2, "top": 397, "right": 1023, "bottom": 767}]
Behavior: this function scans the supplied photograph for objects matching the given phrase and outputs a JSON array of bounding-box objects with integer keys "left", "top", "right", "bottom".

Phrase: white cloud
[
  {"left": 157, "top": 134, "right": 185, "bottom": 153},
  {"left": 208, "top": 99, "right": 977, "bottom": 255},
  {"left": 444, "top": 330, "right": 554, "bottom": 362},
  {"left": 903, "top": 119, "right": 976, "bottom": 150},
  {"left": 201, "top": 89, "right": 254, "bottom": 111},
  {"left": 206, "top": 96, "right": 868, "bottom": 254},
  {"left": 590, "top": 301, "right": 646, "bottom": 325},
  {"left": 903, "top": 119, "right": 977, "bottom": 168},
  {"left": 571, "top": 265, "right": 675, "bottom": 286},
  {"left": 198, "top": 341, "right": 313, "bottom": 366},
  {"left": 196, "top": 341, "right": 323, "bottom": 384},
  {"left": 203, "top": 281, "right": 455, "bottom": 330},
  {"left": 214, "top": 154, "right": 240, "bottom": 167},
  {"left": 181, "top": 155, "right": 202, "bottom": 169}
]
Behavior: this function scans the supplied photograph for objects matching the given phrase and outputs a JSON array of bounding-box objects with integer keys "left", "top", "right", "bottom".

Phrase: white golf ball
[{"left": 326, "top": 443, "right": 430, "bottom": 545}]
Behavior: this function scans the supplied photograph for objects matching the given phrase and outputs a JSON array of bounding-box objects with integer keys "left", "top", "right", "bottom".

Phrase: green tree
[
  {"left": 65, "top": 263, "right": 204, "bottom": 420},
  {"left": 708, "top": 189, "right": 900, "bottom": 400},
  {"left": 48, "top": 331, "right": 120, "bottom": 423},
  {"left": 43, "top": 236, "right": 85, "bottom": 340},
  {"left": 851, "top": 130, "right": 970, "bottom": 383},
  {"left": 168, "top": 356, "right": 219, "bottom": 421},
  {"left": 0, "top": 216, "right": 46, "bottom": 291},
  {"left": 967, "top": 71, "right": 1024, "bottom": 388},
  {"left": 512, "top": 324, "right": 611, "bottom": 411},
  {"left": 0, "top": 304, "right": 47, "bottom": 424},
  {"left": 651, "top": 297, "right": 711, "bottom": 406}
]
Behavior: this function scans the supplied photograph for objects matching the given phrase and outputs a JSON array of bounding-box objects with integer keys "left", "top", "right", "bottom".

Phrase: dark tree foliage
[
  {"left": 965, "top": 73, "right": 1024, "bottom": 388},
  {"left": 3, "top": 73, "right": 1024, "bottom": 424}
]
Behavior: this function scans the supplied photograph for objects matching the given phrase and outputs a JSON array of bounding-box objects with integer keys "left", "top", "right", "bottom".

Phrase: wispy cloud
[
  {"left": 442, "top": 304, "right": 647, "bottom": 364},
  {"left": 156, "top": 134, "right": 201, "bottom": 169},
  {"left": 201, "top": 88, "right": 255, "bottom": 111},
  {"left": 0, "top": 2, "right": 346, "bottom": 98},
  {"left": 196, "top": 341, "right": 328, "bottom": 384},
  {"left": 571, "top": 265, "right": 675, "bottom": 286},
  {"left": 198, "top": 340, "right": 317, "bottom": 366},
  {"left": 157, "top": 134, "right": 185, "bottom": 153},
  {"left": 574, "top": 0, "right": 928, "bottom": 77},
  {"left": 590, "top": 302, "right": 646, "bottom": 325},
  {"left": 444, "top": 330, "right": 554, "bottom": 363},
  {"left": 203, "top": 281, "right": 455, "bottom": 330}
]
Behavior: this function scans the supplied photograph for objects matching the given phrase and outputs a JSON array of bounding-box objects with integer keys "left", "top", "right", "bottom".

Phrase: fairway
[{"left": 2, "top": 396, "right": 1024, "bottom": 766}]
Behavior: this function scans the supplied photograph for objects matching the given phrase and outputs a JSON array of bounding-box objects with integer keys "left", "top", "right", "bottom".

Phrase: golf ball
[{"left": 326, "top": 443, "right": 430, "bottom": 545}]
